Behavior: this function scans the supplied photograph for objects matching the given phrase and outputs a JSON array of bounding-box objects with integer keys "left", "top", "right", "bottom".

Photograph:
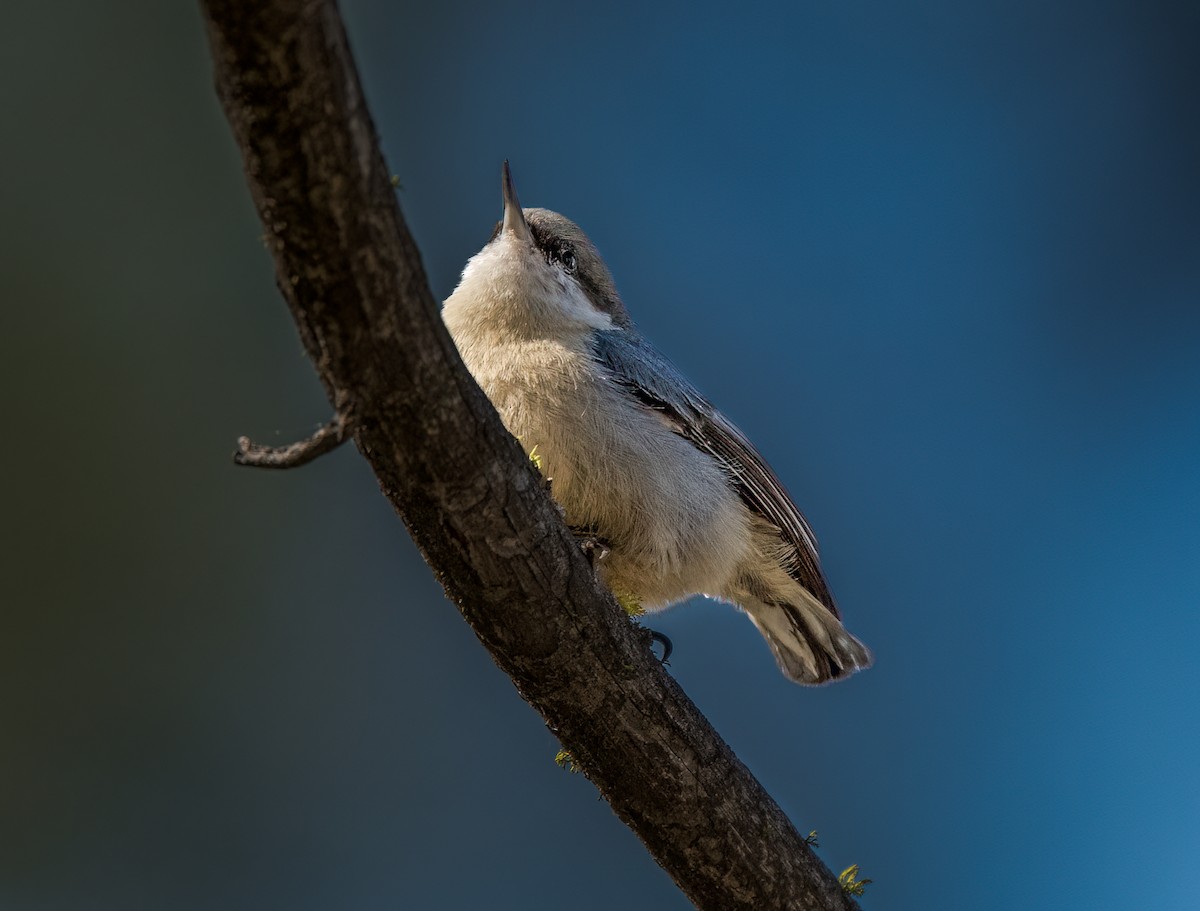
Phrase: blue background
[{"left": 2, "top": 1, "right": 1197, "bottom": 909}]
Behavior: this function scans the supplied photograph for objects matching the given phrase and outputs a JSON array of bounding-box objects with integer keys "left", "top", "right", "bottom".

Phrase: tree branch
[
  {"left": 198, "top": 2, "right": 860, "bottom": 908},
  {"left": 234, "top": 413, "right": 351, "bottom": 468}
]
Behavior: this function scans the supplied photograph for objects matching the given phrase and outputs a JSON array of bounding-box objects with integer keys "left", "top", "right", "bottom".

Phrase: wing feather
[{"left": 591, "top": 330, "right": 838, "bottom": 616}]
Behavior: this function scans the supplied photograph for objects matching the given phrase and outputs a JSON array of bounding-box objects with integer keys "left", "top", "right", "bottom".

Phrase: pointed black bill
[{"left": 501, "top": 160, "right": 532, "bottom": 243}]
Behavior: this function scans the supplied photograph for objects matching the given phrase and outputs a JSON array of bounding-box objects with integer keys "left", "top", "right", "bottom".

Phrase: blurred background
[{"left": 2, "top": 1, "right": 1198, "bottom": 908}]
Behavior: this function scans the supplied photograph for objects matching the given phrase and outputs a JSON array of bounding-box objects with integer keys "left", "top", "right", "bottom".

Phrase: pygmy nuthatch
[{"left": 441, "top": 163, "right": 871, "bottom": 685}]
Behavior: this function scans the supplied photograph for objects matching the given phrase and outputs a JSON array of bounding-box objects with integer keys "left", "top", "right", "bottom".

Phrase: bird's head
[{"left": 444, "top": 162, "right": 631, "bottom": 337}]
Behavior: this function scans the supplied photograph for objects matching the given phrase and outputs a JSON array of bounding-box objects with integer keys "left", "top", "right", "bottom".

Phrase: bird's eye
[{"left": 542, "top": 241, "right": 578, "bottom": 274}]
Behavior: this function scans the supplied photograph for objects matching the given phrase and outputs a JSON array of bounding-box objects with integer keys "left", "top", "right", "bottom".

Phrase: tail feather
[{"left": 745, "top": 588, "right": 872, "bottom": 686}]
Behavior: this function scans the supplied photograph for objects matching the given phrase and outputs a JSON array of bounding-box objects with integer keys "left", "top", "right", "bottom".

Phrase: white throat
[{"left": 442, "top": 234, "right": 613, "bottom": 341}]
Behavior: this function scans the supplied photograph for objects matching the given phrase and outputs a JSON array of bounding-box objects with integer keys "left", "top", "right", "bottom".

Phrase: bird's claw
[
  {"left": 569, "top": 530, "right": 667, "bottom": 663},
  {"left": 647, "top": 630, "right": 673, "bottom": 665},
  {"left": 573, "top": 531, "right": 611, "bottom": 568}
]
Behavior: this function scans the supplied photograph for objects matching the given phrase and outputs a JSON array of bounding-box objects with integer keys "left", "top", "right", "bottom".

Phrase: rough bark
[{"left": 198, "top": 2, "right": 861, "bottom": 908}]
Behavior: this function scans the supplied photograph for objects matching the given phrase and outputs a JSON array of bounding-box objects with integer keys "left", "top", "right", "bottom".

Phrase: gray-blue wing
[{"left": 590, "top": 328, "right": 837, "bottom": 616}]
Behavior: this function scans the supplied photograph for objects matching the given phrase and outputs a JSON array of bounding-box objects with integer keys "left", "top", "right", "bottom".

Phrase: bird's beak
[{"left": 501, "top": 160, "right": 532, "bottom": 244}]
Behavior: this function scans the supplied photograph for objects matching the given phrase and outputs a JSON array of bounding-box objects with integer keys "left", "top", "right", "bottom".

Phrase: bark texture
[{"left": 199, "top": 2, "right": 861, "bottom": 908}]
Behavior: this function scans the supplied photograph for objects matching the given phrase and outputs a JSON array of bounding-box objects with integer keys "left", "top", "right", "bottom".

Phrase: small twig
[{"left": 234, "top": 413, "right": 351, "bottom": 468}]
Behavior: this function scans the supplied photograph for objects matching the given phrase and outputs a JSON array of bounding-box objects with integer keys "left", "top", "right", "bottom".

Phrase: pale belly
[{"left": 462, "top": 337, "right": 752, "bottom": 608}]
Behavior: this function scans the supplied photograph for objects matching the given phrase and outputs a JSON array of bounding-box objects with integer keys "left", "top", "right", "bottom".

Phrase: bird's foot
[
  {"left": 567, "top": 530, "right": 667, "bottom": 663},
  {"left": 571, "top": 529, "right": 611, "bottom": 569},
  {"left": 644, "top": 629, "right": 673, "bottom": 665}
]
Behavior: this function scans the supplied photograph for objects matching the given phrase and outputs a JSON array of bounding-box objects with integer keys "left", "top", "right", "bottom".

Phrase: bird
[{"left": 440, "top": 162, "right": 871, "bottom": 685}]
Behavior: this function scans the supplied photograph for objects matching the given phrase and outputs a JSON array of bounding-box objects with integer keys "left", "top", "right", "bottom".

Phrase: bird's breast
[{"left": 451, "top": 330, "right": 751, "bottom": 606}]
